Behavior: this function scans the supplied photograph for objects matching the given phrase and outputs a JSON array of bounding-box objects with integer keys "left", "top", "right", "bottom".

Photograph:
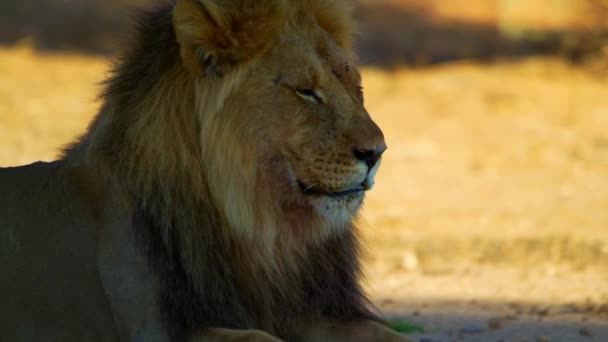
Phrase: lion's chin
[
  {"left": 307, "top": 192, "right": 365, "bottom": 227},
  {"left": 293, "top": 180, "right": 366, "bottom": 226}
]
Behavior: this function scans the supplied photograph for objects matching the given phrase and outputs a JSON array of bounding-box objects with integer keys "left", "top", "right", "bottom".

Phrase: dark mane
[
  {"left": 135, "top": 203, "right": 377, "bottom": 341},
  {"left": 103, "top": 3, "right": 179, "bottom": 111},
  {"left": 84, "top": 3, "right": 378, "bottom": 341}
]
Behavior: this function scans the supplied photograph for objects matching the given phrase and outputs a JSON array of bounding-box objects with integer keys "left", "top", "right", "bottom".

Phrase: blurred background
[{"left": 1, "top": 0, "right": 607, "bottom": 340}]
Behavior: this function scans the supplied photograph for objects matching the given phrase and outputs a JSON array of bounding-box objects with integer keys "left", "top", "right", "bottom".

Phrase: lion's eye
[{"left": 296, "top": 88, "right": 323, "bottom": 103}]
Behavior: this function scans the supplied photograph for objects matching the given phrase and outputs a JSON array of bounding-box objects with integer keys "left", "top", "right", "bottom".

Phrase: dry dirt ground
[{"left": 1, "top": 46, "right": 607, "bottom": 341}]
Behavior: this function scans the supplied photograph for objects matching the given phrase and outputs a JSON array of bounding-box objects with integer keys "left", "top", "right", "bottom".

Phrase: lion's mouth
[{"left": 298, "top": 181, "right": 366, "bottom": 198}]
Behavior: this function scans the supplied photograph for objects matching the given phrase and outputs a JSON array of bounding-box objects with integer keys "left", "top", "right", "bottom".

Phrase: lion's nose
[{"left": 353, "top": 143, "right": 387, "bottom": 170}]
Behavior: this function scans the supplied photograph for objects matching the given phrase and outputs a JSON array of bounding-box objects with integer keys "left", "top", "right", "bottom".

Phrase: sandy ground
[
  {"left": 362, "top": 60, "right": 608, "bottom": 341},
  {"left": 0, "top": 47, "right": 607, "bottom": 341}
]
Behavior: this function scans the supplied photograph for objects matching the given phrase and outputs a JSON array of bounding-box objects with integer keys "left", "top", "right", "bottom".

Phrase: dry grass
[
  {"left": 362, "top": 59, "right": 608, "bottom": 272},
  {"left": 0, "top": 45, "right": 106, "bottom": 165},
  {"left": 1, "top": 47, "right": 607, "bottom": 325}
]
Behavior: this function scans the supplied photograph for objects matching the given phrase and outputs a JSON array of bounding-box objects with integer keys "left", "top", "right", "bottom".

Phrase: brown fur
[{"left": 0, "top": 1, "right": 411, "bottom": 341}]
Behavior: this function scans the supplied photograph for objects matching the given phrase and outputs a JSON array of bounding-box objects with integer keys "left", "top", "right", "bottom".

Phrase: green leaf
[{"left": 387, "top": 319, "right": 425, "bottom": 334}]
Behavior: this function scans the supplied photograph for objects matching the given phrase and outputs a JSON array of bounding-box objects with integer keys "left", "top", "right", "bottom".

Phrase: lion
[{"left": 0, "top": 0, "right": 412, "bottom": 341}]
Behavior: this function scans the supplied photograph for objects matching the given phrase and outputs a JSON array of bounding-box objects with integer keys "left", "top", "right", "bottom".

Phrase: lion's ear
[{"left": 173, "top": 0, "right": 286, "bottom": 77}]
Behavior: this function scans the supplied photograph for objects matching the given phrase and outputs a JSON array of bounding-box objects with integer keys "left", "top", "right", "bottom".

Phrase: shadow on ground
[
  {"left": 1, "top": 0, "right": 606, "bottom": 66},
  {"left": 355, "top": 2, "right": 607, "bottom": 67},
  {"left": 379, "top": 298, "right": 608, "bottom": 341}
]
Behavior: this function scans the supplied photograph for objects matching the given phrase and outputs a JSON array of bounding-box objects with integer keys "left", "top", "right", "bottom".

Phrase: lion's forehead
[
  {"left": 328, "top": 57, "right": 361, "bottom": 88},
  {"left": 313, "top": 31, "right": 361, "bottom": 92},
  {"left": 281, "top": 3, "right": 360, "bottom": 89},
  {"left": 322, "top": 51, "right": 362, "bottom": 102}
]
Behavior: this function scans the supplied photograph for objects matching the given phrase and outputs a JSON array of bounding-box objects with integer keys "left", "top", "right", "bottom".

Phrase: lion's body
[
  {"left": 0, "top": 1, "right": 410, "bottom": 341},
  {"left": 0, "top": 160, "right": 370, "bottom": 342},
  {"left": 0, "top": 163, "right": 121, "bottom": 340}
]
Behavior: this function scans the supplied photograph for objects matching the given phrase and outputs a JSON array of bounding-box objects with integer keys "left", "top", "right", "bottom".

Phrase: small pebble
[
  {"left": 488, "top": 318, "right": 502, "bottom": 330},
  {"left": 459, "top": 325, "right": 485, "bottom": 334},
  {"left": 537, "top": 307, "right": 549, "bottom": 316},
  {"left": 579, "top": 327, "right": 593, "bottom": 337},
  {"left": 537, "top": 336, "right": 550, "bottom": 342}
]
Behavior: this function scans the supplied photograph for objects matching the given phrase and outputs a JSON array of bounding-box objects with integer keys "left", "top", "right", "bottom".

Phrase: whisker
[{"left": 303, "top": 182, "right": 320, "bottom": 192}]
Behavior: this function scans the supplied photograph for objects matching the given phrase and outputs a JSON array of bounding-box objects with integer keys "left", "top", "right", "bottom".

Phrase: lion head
[
  {"left": 53, "top": 0, "right": 386, "bottom": 336},
  {"left": 169, "top": 0, "right": 386, "bottom": 241}
]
